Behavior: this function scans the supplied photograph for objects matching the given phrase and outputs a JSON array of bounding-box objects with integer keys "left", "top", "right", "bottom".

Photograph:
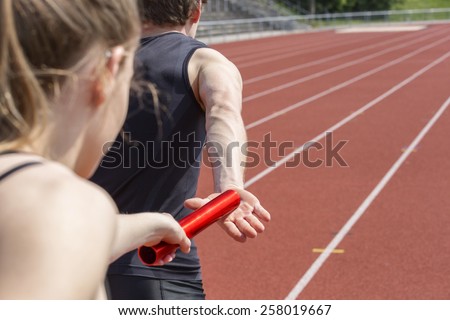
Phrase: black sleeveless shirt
[{"left": 91, "top": 33, "right": 207, "bottom": 280}]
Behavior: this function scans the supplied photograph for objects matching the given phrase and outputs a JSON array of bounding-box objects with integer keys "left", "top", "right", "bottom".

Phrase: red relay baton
[{"left": 138, "top": 190, "right": 241, "bottom": 266}]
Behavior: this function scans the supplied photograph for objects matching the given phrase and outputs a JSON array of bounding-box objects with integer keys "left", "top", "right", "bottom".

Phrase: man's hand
[{"left": 184, "top": 188, "right": 271, "bottom": 242}]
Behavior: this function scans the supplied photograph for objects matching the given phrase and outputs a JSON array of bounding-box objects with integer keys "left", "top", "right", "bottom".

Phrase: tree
[
  {"left": 341, "top": 0, "right": 404, "bottom": 12},
  {"left": 280, "top": 0, "right": 404, "bottom": 13}
]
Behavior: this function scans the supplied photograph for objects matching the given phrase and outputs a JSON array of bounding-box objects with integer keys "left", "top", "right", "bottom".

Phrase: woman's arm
[
  {"left": 111, "top": 213, "right": 191, "bottom": 264},
  {"left": 0, "top": 162, "right": 190, "bottom": 299}
]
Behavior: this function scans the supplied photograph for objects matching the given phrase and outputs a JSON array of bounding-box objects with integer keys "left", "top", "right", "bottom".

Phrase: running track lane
[
  {"left": 195, "top": 23, "right": 450, "bottom": 299},
  {"left": 200, "top": 25, "right": 449, "bottom": 189},
  {"left": 290, "top": 96, "right": 450, "bottom": 299}
]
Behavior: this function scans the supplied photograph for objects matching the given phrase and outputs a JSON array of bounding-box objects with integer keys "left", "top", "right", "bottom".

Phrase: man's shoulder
[{"left": 192, "top": 47, "right": 238, "bottom": 73}]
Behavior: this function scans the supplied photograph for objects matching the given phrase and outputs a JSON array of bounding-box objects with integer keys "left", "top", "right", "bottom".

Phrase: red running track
[{"left": 195, "top": 23, "right": 450, "bottom": 300}]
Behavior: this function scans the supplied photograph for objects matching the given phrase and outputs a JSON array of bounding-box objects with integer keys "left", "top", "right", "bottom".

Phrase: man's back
[{"left": 92, "top": 32, "right": 207, "bottom": 282}]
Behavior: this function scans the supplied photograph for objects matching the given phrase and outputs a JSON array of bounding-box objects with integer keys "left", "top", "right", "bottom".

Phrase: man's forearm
[{"left": 206, "top": 109, "right": 247, "bottom": 192}]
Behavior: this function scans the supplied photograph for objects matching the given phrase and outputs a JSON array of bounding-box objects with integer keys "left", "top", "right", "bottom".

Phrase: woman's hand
[
  {"left": 142, "top": 213, "right": 191, "bottom": 265},
  {"left": 112, "top": 212, "right": 190, "bottom": 264}
]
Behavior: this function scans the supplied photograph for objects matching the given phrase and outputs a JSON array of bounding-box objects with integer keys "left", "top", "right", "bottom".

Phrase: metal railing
[{"left": 197, "top": 8, "right": 450, "bottom": 43}]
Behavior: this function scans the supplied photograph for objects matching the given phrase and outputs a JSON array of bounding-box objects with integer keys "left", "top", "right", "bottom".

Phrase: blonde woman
[{"left": 0, "top": 0, "right": 190, "bottom": 299}]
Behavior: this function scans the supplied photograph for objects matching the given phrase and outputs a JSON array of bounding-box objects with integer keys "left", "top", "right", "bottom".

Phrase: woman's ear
[
  {"left": 106, "top": 46, "right": 125, "bottom": 78},
  {"left": 91, "top": 46, "right": 125, "bottom": 108}
]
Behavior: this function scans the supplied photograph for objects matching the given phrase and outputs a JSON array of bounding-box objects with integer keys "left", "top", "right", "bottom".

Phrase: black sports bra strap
[
  {"left": 0, "top": 150, "right": 20, "bottom": 156},
  {"left": 0, "top": 150, "right": 43, "bottom": 181},
  {"left": 0, "top": 162, "right": 42, "bottom": 182}
]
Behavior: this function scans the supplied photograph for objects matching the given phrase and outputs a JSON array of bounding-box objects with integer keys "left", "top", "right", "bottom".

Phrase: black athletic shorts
[{"left": 106, "top": 275, "right": 206, "bottom": 300}]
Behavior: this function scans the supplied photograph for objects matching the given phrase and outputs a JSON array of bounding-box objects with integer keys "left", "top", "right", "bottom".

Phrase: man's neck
[{"left": 141, "top": 23, "right": 187, "bottom": 38}]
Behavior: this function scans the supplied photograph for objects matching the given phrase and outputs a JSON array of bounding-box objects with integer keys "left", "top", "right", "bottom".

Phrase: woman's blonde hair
[{"left": 0, "top": 0, "right": 140, "bottom": 147}]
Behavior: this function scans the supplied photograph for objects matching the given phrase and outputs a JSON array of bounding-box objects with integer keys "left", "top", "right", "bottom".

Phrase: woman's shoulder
[
  {"left": 2, "top": 158, "right": 115, "bottom": 211},
  {"left": 0, "top": 157, "right": 118, "bottom": 241},
  {"left": 0, "top": 158, "right": 117, "bottom": 298}
]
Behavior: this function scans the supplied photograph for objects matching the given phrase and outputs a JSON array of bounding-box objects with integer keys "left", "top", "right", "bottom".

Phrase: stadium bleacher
[
  {"left": 198, "top": 0, "right": 303, "bottom": 39},
  {"left": 201, "top": 0, "right": 296, "bottom": 21}
]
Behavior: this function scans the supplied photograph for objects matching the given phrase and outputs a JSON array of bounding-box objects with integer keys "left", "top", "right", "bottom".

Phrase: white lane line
[
  {"left": 236, "top": 27, "right": 430, "bottom": 69},
  {"left": 244, "top": 36, "right": 450, "bottom": 130},
  {"left": 237, "top": 34, "right": 358, "bottom": 68},
  {"left": 245, "top": 50, "right": 450, "bottom": 188},
  {"left": 244, "top": 28, "right": 433, "bottom": 85},
  {"left": 284, "top": 95, "right": 450, "bottom": 300},
  {"left": 233, "top": 33, "right": 347, "bottom": 63},
  {"left": 336, "top": 25, "right": 427, "bottom": 33},
  {"left": 243, "top": 30, "right": 444, "bottom": 102}
]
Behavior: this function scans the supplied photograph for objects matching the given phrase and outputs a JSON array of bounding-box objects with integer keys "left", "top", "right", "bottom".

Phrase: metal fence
[{"left": 197, "top": 8, "right": 450, "bottom": 43}]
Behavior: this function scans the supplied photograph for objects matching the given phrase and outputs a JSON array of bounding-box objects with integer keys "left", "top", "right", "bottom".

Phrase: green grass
[{"left": 393, "top": 0, "right": 450, "bottom": 10}]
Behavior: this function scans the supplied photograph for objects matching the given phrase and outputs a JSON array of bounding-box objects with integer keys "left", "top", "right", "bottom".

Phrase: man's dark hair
[{"left": 138, "top": 0, "right": 199, "bottom": 26}]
